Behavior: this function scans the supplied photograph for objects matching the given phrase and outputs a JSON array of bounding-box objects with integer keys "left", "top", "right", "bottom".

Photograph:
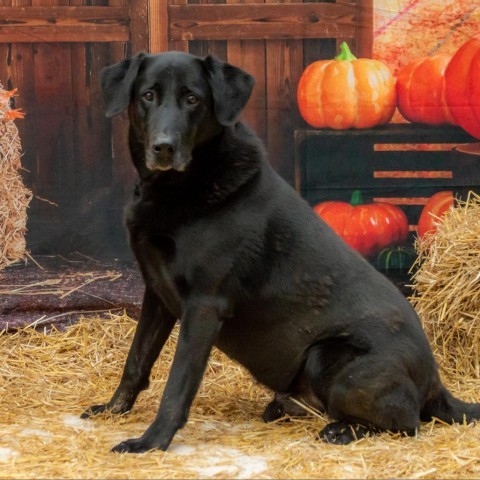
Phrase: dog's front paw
[
  {"left": 112, "top": 437, "right": 167, "bottom": 454},
  {"left": 81, "top": 404, "right": 109, "bottom": 419},
  {"left": 81, "top": 402, "right": 130, "bottom": 419}
]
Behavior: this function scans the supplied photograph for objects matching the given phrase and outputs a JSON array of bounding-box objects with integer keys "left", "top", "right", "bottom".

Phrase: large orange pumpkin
[
  {"left": 445, "top": 33, "right": 480, "bottom": 138},
  {"left": 313, "top": 191, "right": 408, "bottom": 258},
  {"left": 416, "top": 191, "right": 454, "bottom": 238},
  {"left": 297, "top": 42, "right": 396, "bottom": 129},
  {"left": 397, "top": 54, "right": 455, "bottom": 125}
]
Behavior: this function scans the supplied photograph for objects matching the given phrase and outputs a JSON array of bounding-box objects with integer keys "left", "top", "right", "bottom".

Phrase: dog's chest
[{"left": 128, "top": 197, "right": 229, "bottom": 294}]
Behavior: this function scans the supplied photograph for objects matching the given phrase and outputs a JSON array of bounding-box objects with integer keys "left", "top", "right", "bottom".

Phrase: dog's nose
[{"left": 152, "top": 142, "right": 176, "bottom": 156}]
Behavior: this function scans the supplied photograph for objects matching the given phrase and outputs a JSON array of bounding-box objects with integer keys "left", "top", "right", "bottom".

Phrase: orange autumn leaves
[{"left": 0, "top": 88, "right": 25, "bottom": 121}]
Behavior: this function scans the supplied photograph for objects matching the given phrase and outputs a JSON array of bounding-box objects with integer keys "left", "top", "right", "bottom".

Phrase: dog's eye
[
  {"left": 143, "top": 91, "right": 154, "bottom": 102},
  {"left": 186, "top": 94, "right": 199, "bottom": 105}
]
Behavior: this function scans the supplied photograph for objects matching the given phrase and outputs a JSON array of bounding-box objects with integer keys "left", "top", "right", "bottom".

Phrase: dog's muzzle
[{"left": 146, "top": 139, "right": 189, "bottom": 172}]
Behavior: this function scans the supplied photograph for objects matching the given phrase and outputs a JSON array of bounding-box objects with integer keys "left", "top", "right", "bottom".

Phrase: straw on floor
[{"left": 1, "top": 312, "right": 480, "bottom": 479}]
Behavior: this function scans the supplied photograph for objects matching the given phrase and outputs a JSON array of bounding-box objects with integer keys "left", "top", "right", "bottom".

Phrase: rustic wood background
[{"left": 0, "top": 0, "right": 372, "bottom": 258}]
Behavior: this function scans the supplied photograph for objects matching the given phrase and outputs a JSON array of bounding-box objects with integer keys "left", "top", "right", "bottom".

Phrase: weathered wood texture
[
  {"left": 169, "top": 3, "right": 358, "bottom": 40},
  {"left": 0, "top": 6, "right": 129, "bottom": 42}
]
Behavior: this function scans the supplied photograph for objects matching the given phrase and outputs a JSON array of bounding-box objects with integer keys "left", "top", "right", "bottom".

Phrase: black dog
[{"left": 82, "top": 51, "right": 480, "bottom": 453}]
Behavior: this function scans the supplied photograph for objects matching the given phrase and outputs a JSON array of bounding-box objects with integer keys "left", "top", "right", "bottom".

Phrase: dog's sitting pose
[{"left": 82, "top": 51, "right": 480, "bottom": 453}]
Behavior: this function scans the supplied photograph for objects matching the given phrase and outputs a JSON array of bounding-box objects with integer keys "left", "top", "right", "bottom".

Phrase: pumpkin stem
[
  {"left": 350, "top": 190, "right": 363, "bottom": 206},
  {"left": 335, "top": 42, "right": 357, "bottom": 62}
]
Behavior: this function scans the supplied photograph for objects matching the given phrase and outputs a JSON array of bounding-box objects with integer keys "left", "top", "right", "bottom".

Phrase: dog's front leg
[
  {"left": 82, "top": 287, "right": 177, "bottom": 418},
  {"left": 111, "top": 298, "right": 224, "bottom": 453}
]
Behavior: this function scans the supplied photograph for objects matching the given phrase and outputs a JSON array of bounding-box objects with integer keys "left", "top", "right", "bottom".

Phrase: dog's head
[{"left": 100, "top": 51, "right": 255, "bottom": 173}]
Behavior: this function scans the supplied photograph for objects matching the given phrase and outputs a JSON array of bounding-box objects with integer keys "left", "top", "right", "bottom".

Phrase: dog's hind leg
[
  {"left": 263, "top": 372, "right": 326, "bottom": 422},
  {"left": 81, "top": 287, "right": 177, "bottom": 418},
  {"left": 306, "top": 348, "right": 421, "bottom": 444},
  {"left": 262, "top": 393, "right": 310, "bottom": 422}
]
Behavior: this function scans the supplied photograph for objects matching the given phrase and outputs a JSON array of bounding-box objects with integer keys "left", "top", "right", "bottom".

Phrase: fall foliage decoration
[{"left": 0, "top": 88, "right": 25, "bottom": 121}]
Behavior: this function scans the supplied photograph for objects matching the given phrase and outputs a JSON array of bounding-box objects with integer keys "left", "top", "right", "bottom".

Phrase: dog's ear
[
  {"left": 203, "top": 55, "right": 255, "bottom": 126},
  {"left": 100, "top": 53, "right": 146, "bottom": 118}
]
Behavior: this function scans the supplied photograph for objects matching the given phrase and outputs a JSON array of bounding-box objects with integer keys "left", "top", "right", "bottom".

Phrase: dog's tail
[{"left": 421, "top": 386, "right": 480, "bottom": 424}]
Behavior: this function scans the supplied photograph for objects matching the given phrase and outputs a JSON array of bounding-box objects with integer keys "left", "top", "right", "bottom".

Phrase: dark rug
[{"left": 0, "top": 254, "right": 143, "bottom": 330}]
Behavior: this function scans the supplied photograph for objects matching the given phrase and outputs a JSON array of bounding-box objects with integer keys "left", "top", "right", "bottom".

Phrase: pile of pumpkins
[
  {"left": 297, "top": 34, "right": 480, "bottom": 137},
  {"left": 297, "top": 34, "right": 480, "bottom": 269}
]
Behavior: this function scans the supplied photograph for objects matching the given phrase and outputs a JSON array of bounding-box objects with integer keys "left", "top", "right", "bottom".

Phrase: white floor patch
[
  {"left": 0, "top": 447, "right": 19, "bottom": 462},
  {"left": 63, "top": 414, "right": 95, "bottom": 431},
  {"left": 20, "top": 428, "right": 53, "bottom": 440},
  {"left": 172, "top": 444, "right": 269, "bottom": 478},
  {"left": 169, "top": 444, "right": 197, "bottom": 455}
]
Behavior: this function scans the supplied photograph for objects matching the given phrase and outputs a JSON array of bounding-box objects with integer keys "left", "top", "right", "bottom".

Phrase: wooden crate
[{"left": 294, "top": 124, "right": 477, "bottom": 230}]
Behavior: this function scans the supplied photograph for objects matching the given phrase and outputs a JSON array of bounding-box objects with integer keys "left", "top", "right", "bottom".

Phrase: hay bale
[
  {"left": 410, "top": 191, "right": 480, "bottom": 378},
  {"left": 0, "top": 85, "right": 32, "bottom": 270}
]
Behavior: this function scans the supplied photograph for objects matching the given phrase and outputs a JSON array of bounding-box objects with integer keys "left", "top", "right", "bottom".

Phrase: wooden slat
[
  {"left": 373, "top": 198, "right": 431, "bottom": 205},
  {"left": 294, "top": 124, "right": 475, "bottom": 142},
  {"left": 264, "top": 0, "right": 304, "bottom": 183},
  {"left": 374, "top": 171, "right": 453, "bottom": 179},
  {"left": 148, "top": 0, "right": 168, "bottom": 52},
  {"left": 188, "top": 0, "right": 227, "bottom": 59},
  {"left": 355, "top": 0, "right": 373, "bottom": 57},
  {"left": 0, "top": 6, "right": 129, "bottom": 42},
  {"left": 169, "top": 2, "right": 357, "bottom": 41},
  {"left": 334, "top": 0, "right": 372, "bottom": 57},
  {"left": 169, "top": 0, "right": 189, "bottom": 52},
  {"left": 31, "top": 43, "right": 74, "bottom": 195},
  {"left": 226, "top": 0, "right": 267, "bottom": 143},
  {"left": 374, "top": 143, "right": 457, "bottom": 152},
  {"left": 108, "top": 0, "right": 133, "bottom": 196},
  {"left": 129, "top": 0, "right": 148, "bottom": 52}
]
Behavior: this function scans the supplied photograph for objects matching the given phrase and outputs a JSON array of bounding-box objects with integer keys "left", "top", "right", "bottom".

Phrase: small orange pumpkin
[
  {"left": 445, "top": 33, "right": 480, "bottom": 138},
  {"left": 396, "top": 54, "right": 455, "bottom": 125},
  {"left": 297, "top": 42, "right": 396, "bottom": 129},
  {"left": 313, "top": 190, "right": 409, "bottom": 258}
]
